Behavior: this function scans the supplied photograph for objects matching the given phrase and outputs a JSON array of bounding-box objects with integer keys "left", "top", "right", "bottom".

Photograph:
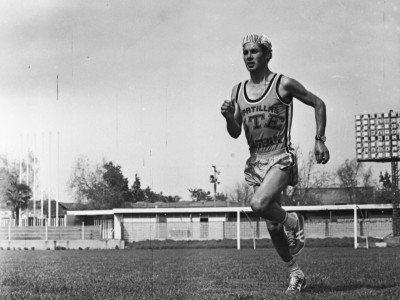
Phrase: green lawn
[{"left": 0, "top": 247, "right": 399, "bottom": 299}]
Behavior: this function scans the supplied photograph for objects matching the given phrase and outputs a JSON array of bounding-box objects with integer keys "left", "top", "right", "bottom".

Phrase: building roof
[
  {"left": 67, "top": 204, "right": 394, "bottom": 216},
  {"left": 128, "top": 200, "right": 245, "bottom": 208}
]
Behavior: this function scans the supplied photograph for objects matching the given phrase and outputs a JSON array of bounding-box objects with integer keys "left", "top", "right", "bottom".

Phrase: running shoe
[{"left": 285, "top": 274, "right": 307, "bottom": 298}]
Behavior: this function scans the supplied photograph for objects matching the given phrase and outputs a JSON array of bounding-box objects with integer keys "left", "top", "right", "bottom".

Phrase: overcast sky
[{"left": 1, "top": 0, "right": 399, "bottom": 202}]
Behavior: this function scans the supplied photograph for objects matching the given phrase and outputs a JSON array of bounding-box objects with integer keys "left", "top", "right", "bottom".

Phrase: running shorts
[{"left": 244, "top": 148, "right": 298, "bottom": 187}]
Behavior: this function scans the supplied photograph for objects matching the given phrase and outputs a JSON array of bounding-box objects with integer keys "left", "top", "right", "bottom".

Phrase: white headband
[{"left": 242, "top": 34, "right": 272, "bottom": 53}]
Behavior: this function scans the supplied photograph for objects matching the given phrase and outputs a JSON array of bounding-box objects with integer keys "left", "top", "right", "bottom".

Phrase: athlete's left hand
[{"left": 315, "top": 141, "right": 330, "bottom": 164}]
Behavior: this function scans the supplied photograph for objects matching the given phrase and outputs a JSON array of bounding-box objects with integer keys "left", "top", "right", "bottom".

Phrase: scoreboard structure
[
  {"left": 355, "top": 110, "right": 400, "bottom": 237},
  {"left": 355, "top": 110, "right": 400, "bottom": 162}
]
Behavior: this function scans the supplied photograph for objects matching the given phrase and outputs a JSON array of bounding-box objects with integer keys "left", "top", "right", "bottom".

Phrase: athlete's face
[{"left": 242, "top": 43, "right": 268, "bottom": 72}]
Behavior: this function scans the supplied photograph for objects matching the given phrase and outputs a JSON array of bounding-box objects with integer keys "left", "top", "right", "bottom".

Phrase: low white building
[{"left": 66, "top": 204, "right": 394, "bottom": 247}]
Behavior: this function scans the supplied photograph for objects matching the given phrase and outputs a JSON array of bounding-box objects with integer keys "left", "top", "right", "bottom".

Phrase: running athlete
[{"left": 221, "top": 34, "right": 330, "bottom": 297}]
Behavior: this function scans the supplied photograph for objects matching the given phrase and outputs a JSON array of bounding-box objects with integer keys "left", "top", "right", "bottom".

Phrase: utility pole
[{"left": 210, "top": 165, "right": 220, "bottom": 207}]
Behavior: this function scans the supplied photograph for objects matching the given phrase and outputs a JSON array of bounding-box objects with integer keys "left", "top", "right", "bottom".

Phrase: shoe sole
[{"left": 284, "top": 278, "right": 307, "bottom": 299}]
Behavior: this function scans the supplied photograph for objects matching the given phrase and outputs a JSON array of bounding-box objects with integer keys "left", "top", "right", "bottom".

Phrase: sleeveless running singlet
[{"left": 235, "top": 74, "right": 293, "bottom": 154}]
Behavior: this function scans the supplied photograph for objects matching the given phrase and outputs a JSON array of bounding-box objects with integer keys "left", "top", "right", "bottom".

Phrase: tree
[
  {"left": 0, "top": 154, "right": 37, "bottom": 204},
  {"left": 376, "top": 171, "right": 393, "bottom": 204},
  {"left": 67, "top": 155, "right": 95, "bottom": 203},
  {"left": 164, "top": 195, "right": 182, "bottom": 203},
  {"left": 68, "top": 156, "right": 130, "bottom": 209},
  {"left": 141, "top": 187, "right": 181, "bottom": 203},
  {"left": 361, "top": 166, "right": 375, "bottom": 188},
  {"left": 336, "top": 158, "right": 360, "bottom": 203},
  {"left": 335, "top": 158, "right": 375, "bottom": 204},
  {"left": 215, "top": 192, "right": 228, "bottom": 202},
  {"left": 6, "top": 179, "right": 32, "bottom": 226},
  {"left": 284, "top": 148, "right": 334, "bottom": 205},
  {"left": 188, "top": 188, "right": 212, "bottom": 201},
  {"left": 1, "top": 155, "right": 39, "bottom": 222},
  {"left": 0, "top": 159, "right": 14, "bottom": 204},
  {"left": 286, "top": 149, "right": 316, "bottom": 205},
  {"left": 379, "top": 171, "right": 392, "bottom": 191},
  {"left": 68, "top": 156, "right": 181, "bottom": 207},
  {"left": 131, "top": 174, "right": 145, "bottom": 202},
  {"left": 103, "top": 162, "right": 133, "bottom": 203},
  {"left": 228, "top": 181, "right": 253, "bottom": 206},
  {"left": 130, "top": 174, "right": 180, "bottom": 203},
  {"left": 143, "top": 187, "right": 159, "bottom": 203}
]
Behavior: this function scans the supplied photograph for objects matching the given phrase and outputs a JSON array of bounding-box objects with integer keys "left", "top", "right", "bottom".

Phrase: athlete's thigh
[{"left": 253, "top": 166, "right": 290, "bottom": 201}]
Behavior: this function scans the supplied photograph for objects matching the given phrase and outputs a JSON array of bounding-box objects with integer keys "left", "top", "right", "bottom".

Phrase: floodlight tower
[
  {"left": 210, "top": 165, "right": 220, "bottom": 206},
  {"left": 355, "top": 110, "right": 400, "bottom": 236},
  {"left": 391, "top": 160, "right": 399, "bottom": 235}
]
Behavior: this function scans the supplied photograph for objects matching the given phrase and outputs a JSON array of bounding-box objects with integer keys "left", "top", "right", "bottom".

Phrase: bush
[{"left": 55, "top": 246, "right": 67, "bottom": 250}]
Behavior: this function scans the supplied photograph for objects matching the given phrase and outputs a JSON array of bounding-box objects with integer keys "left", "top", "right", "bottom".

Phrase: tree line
[
  {"left": 285, "top": 148, "right": 394, "bottom": 206},
  {"left": 67, "top": 156, "right": 181, "bottom": 209},
  {"left": 0, "top": 149, "right": 395, "bottom": 220},
  {"left": 0, "top": 155, "right": 33, "bottom": 224}
]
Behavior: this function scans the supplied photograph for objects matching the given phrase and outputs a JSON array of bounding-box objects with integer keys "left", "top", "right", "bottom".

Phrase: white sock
[
  {"left": 286, "top": 259, "right": 303, "bottom": 278},
  {"left": 283, "top": 212, "right": 298, "bottom": 231}
]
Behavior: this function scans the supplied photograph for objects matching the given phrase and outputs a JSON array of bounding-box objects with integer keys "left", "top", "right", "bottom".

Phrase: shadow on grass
[
  {"left": 304, "top": 282, "right": 398, "bottom": 294},
  {"left": 126, "top": 237, "right": 368, "bottom": 250}
]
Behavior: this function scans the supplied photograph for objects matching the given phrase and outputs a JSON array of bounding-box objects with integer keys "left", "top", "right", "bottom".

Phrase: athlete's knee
[
  {"left": 250, "top": 197, "right": 264, "bottom": 215},
  {"left": 250, "top": 194, "right": 274, "bottom": 215}
]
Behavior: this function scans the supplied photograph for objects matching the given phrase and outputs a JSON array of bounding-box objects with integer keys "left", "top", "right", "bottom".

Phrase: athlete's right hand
[{"left": 221, "top": 100, "right": 235, "bottom": 118}]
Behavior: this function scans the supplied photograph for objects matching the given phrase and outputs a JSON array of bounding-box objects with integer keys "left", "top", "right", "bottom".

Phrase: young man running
[{"left": 221, "top": 34, "right": 330, "bottom": 297}]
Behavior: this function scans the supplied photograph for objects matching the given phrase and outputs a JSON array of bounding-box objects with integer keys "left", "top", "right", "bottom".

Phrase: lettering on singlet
[
  {"left": 236, "top": 74, "right": 293, "bottom": 152},
  {"left": 241, "top": 105, "right": 280, "bottom": 116}
]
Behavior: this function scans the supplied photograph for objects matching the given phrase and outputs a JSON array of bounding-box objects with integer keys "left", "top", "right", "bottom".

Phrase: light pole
[
  {"left": 210, "top": 165, "right": 220, "bottom": 207},
  {"left": 18, "top": 190, "right": 22, "bottom": 227}
]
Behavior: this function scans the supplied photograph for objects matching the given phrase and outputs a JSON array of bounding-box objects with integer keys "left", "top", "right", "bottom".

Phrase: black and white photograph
[{"left": 0, "top": 0, "right": 399, "bottom": 299}]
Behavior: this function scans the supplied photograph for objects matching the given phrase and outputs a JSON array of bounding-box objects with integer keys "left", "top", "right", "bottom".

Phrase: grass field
[{"left": 0, "top": 247, "right": 399, "bottom": 300}]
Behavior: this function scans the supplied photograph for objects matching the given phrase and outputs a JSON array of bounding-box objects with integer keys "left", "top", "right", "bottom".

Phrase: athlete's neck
[{"left": 249, "top": 67, "right": 273, "bottom": 85}]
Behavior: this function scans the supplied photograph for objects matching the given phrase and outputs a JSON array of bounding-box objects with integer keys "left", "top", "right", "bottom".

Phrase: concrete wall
[{"left": 0, "top": 239, "right": 124, "bottom": 250}]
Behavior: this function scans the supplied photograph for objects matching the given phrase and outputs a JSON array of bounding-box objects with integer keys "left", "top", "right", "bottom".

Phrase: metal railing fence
[
  {"left": 0, "top": 224, "right": 101, "bottom": 241},
  {"left": 121, "top": 218, "right": 392, "bottom": 243}
]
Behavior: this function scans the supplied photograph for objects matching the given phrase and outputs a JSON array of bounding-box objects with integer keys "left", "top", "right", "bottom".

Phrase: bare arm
[
  {"left": 221, "top": 85, "right": 242, "bottom": 139},
  {"left": 280, "top": 76, "right": 330, "bottom": 164}
]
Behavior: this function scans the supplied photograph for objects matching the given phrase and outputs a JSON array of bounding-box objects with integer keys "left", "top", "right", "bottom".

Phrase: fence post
[
  {"left": 222, "top": 221, "right": 225, "bottom": 240},
  {"left": 45, "top": 219, "right": 48, "bottom": 241},
  {"left": 237, "top": 210, "right": 241, "bottom": 250},
  {"left": 325, "top": 220, "right": 329, "bottom": 237},
  {"left": 8, "top": 216, "right": 11, "bottom": 241},
  {"left": 354, "top": 206, "right": 358, "bottom": 249},
  {"left": 82, "top": 222, "right": 85, "bottom": 240}
]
